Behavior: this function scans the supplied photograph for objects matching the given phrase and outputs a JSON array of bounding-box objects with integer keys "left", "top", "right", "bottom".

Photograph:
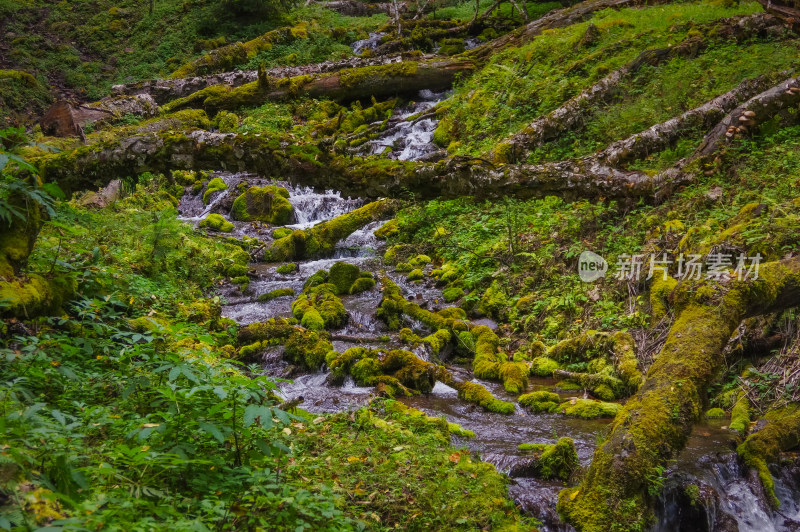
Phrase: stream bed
[{"left": 176, "top": 157, "right": 800, "bottom": 532}]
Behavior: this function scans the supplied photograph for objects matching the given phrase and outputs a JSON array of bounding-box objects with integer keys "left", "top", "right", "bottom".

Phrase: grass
[
  {"left": 387, "top": 124, "right": 800, "bottom": 342},
  {"left": 436, "top": 0, "right": 767, "bottom": 156},
  {"left": 1, "top": 177, "right": 531, "bottom": 530}
]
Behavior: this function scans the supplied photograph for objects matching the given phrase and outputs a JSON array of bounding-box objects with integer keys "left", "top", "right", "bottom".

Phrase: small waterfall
[
  {"left": 352, "top": 32, "right": 386, "bottom": 54},
  {"left": 285, "top": 186, "right": 364, "bottom": 229},
  {"left": 369, "top": 90, "right": 447, "bottom": 161}
]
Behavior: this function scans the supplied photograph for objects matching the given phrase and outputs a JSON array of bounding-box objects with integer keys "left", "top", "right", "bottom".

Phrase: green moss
[
  {"left": 257, "top": 288, "right": 295, "bottom": 302},
  {"left": 381, "top": 349, "right": 437, "bottom": 394},
  {"left": 705, "top": 407, "right": 726, "bottom": 419},
  {"left": 530, "top": 356, "right": 560, "bottom": 377},
  {"left": 407, "top": 268, "right": 424, "bottom": 281},
  {"left": 730, "top": 391, "right": 751, "bottom": 435},
  {"left": 737, "top": 406, "right": 800, "bottom": 508},
  {"left": 339, "top": 61, "right": 418, "bottom": 88},
  {"left": 292, "top": 284, "right": 347, "bottom": 330},
  {"left": 374, "top": 218, "right": 399, "bottom": 239},
  {"left": 423, "top": 329, "right": 452, "bottom": 357},
  {"left": 442, "top": 286, "right": 464, "bottom": 302},
  {"left": 517, "top": 437, "right": 578, "bottom": 481},
  {"left": 198, "top": 213, "right": 234, "bottom": 232},
  {"left": 499, "top": 361, "right": 528, "bottom": 394},
  {"left": 650, "top": 275, "right": 678, "bottom": 323},
  {"left": 409, "top": 254, "right": 431, "bottom": 266},
  {"left": 202, "top": 177, "right": 228, "bottom": 204},
  {"left": 479, "top": 279, "right": 507, "bottom": 320},
  {"left": 556, "top": 399, "right": 622, "bottom": 419},
  {"left": 231, "top": 186, "right": 293, "bottom": 224},
  {"left": 276, "top": 262, "right": 297, "bottom": 274},
  {"left": 272, "top": 227, "right": 293, "bottom": 239},
  {"left": 456, "top": 381, "right": 515, "bottom": 414},
  {"left": 265, "top": 200, "right": 396, "bottom": 262},
  {"left": 231, "top": 275, "right": 250, "bottom": 291},
  {"left": 383, "top": 244, "right": 411, "bottom": 265},
  {"left": 214, "top": 110, "right": 239, "bottom": 133},
  {"left": 284, "top": 327, "right": 334, "bottom": 370},
  {"left": 518, "top": 391, "right": 561, "bottom": 413},
  {"left": 329, "top": 261, "right": 361, "bottom": 295},
  {"left": 350, "top": 276, "right": 376, "bottom": 294},
  {"left": 226, "top": 263, "right": 249, "bottom": 277}
]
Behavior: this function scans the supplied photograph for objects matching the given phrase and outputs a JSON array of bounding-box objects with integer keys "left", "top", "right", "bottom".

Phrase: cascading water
[
  {"left": 368, "top": 89, "right": 447, "bottom": 161},
  {"left": 351, "top": 32, "right": 386, "bottom": 54},
  {"left": 176, "top": 174, "right": 800, "bottom": 530}
]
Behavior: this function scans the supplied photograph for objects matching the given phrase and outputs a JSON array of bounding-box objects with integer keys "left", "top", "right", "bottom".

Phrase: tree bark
[{"left": 558, "top": 257, "right": 800, "bottom": 531}]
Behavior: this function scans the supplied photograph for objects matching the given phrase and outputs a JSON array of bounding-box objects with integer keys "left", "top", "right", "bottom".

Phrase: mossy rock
[
  {"left": 556, "top": 399, "right": 621, "bottom": 419},
  {"left": 202, "top": 177, "right": 228, "bottom": 204},
  {"left": 407, "top": 269, "right": 424, "bottom": 281},
  {"left": 276, "top": 262, "right": 297, "bottom": 274},
  {"left": 706, "top": 407, "right": 726, "bottom": 419},
  {"left": 329, "top": 261, "right": 361, "bottom": 295},
  {"left": 438, "top": 38, "right": 465, "bottom": 55},
  {"left": 350, "top": 276, "right": 376, "bottom": 294},
  {"left": 384, "top": 243, "right": 411, "bottom": 264},
  {"left": 226, "top": 263, "right": 249, "bottom": 277},
  {"left": 530, "top": 356, "right": 560, "bottom": 377},
  {"left": 516, "top": 437, "right": 578, "bottom": 481},
  {"left": 457, "top": 381, "right": 515, "bottom": 414},
  {"left": 231, "top": 185, "right": 293, "bottom": 224},
  {"left": 479, "top": 279, "right": 508, "bottom": 321},
  {"left": 442, "top": 286, "right": 464, "bottom": 302},
  {"left": 215, "top": 110, "right": 239, "bottom": 133},
  {"left": 519, "top": 391, "right": 561, "bottom": 413},
  {"left": 292, "top": 284, "right": 347, "bottom": 330},
  {"left": 257, "top": 288, "right": 295, "bottom": 302},
  {"left": 409, "top": 254, "right": 431, "bottom": 267},
  {"left": 272, "top": 227, "right": 293, "bottom": 239},
  {"left": 199, "top": 213, "right": 234, "bottom": 232}
]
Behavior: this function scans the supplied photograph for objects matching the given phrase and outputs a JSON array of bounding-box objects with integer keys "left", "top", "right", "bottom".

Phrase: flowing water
[
  {"left": 366, "top": 89, "right": 447, "bottom": 161},
  {"left": 175, "top": 151, "right": 800, "bottom": 531}
]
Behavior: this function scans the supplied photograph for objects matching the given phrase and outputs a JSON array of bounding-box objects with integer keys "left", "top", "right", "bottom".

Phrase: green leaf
[{"left": 198, "top": 421, "right": 225, "bottom": 443}]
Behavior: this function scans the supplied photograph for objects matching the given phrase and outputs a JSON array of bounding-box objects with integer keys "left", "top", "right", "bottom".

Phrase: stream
[{"left": 175, "top": 90, "right": 800, "bottom": 531}]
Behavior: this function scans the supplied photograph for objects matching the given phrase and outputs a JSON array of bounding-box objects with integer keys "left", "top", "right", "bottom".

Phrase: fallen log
[
  {"left": 162, "top": 58, "right": 474, "bottom": 113},
  {"left": 494, "top": 13, "right": 788, "bottom": 163},
  {"left": 558, "top": 258, "right": 800, "bottom": 530}
]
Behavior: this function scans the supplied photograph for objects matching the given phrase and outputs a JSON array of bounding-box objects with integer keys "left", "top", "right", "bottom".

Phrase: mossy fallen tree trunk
[
  {"left": 164, "top": 59, "right": 474, "bottom": 113},
  {"left": 263, "top": 200, "right": 399, "bottom": 262},
  {"left": 111, "top": 55, "right": 413, "bottom": 105},
  {"left": 558, "top": 258, "right": 800, "bottom": 531},
  {"left": 494, "top": 13, "right": 788, "bottom": 163}
]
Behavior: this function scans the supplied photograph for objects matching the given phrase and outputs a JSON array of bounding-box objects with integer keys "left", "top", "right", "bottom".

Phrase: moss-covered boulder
[
  {"left": 456, "top": 381, "right": 515, "bottom": 414},
  {"left": 329, "top": 261, "right": 361, "bottom": 295},
  {"left": 518, "top": 391, "right": 561, "bottom": 413},
  {"left": 236, "top": 317, "right": 333, "bottom": 370},
  {"left": 514, "top": 438, "right": 578, "bottom": 480},
  {"left": 231, "top": 185, "right": 293, "bottom": 224},
  {"left": 291, "top": 283, "right": 347, "bottom": 330},
  {"left": 350, "top": 276, "right": 376, "bottom": 294},
  {"left": 202, "top": 177, "right": 228, "bottom": 204},
  {"left": 199, "top": 213, "right": 234, "bottom": 232}
]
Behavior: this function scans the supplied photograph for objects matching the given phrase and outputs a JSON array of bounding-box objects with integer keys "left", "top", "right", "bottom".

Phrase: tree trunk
[{"left": 558, "top": 257, "right": 800, "bottom": 531}]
